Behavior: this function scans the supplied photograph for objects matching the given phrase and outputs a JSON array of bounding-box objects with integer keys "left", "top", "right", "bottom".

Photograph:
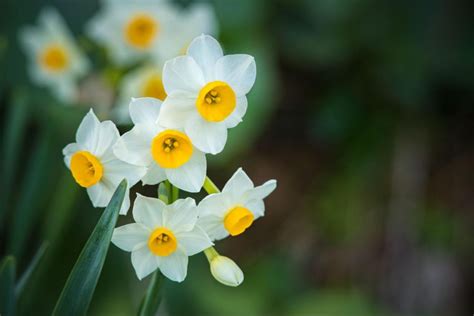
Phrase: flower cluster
[
  {"left": 63, "top": 35, "right": 277, "bottom": 285},
  {"left": 19, "top": 1, "right": 217, "bottom": 121}
]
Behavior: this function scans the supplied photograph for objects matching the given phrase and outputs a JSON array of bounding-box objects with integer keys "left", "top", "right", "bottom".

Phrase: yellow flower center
[
  {"left": 141, "top": 74, "right": 166, "bottom": 100},
  {"left": 125, "top": 14, "right": 158, "bottom": 49},
  {"left": 196, "top": 81, "right": 236, "bottom": 122},
  {"left": 70, "top": 151, "right": 103, "bottom": 188},
  {"left": 39, "top": 44, "right": 69, "bottom": 72},
  {"left": 148, "top": 227, "right": 177, "bottom": 256},
  {"left": 224, "top": 207, "right": 254, "bottom": 236},
  {"left": 151, "top": 130, "right": 193, "bottom": 169}
]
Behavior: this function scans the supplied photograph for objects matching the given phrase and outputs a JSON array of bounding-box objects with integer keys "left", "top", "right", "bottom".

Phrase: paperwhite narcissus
[
  {"left": 113, "top": 98, "right": 207, "bottom": 193},
  {"left": 114, "top": 64, "right": 167, "bottom": 123},
  {"left": 197, "top": 168, "right": 277, "bottom": 241},
  {"left": 62, "top": 109, "right": 146, "bottom": 215},
  {"left": 19, "top": 7, "right": 89, "bottom": 103},
  {"left": 86, "top": 0, "right": 178, "bottom": 66},
  {"left": 112, "top": 195, "right": 213, "bottom": 281},
  {"left": 159, "top": 34, "right": 256, "bottom": 154},
  {"left": 204, "top": 247, "right": 244, "bottom": 287}
]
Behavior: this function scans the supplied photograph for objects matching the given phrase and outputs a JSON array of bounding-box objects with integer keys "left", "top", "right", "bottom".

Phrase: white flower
[
  {"left": 197, "top": 168, "right": 276, "bottom": 240},
  {"left": 112, "top": 195, "right": 213, "bottom": 281},
  {"left": 159, "top": 34, "right": 256, "bottom": 154},
  {"left": 86, "top": 0, "right": 216, "bottom": 66},
  {"left": 114, "top": 63, "right": 166, "bottom": 123},
  {"left": 19, "top": 7, "right": 89, "bottom": 103},
  {"left": 113, "top": 97, "right": 207, "bottom": 193},
  {"left": 62, "top": 109, "right": 146, "bottom": 214},
  {"left": 204, "top": 248, "right": 244, "bottom": 287}
]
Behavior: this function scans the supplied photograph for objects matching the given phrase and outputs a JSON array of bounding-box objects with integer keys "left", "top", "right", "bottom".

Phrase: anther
[
  {"left": 173, "top": 141, "right": 179, "bottom": 148},
  {"left": 164, "top": 147, "right": 171, "bottom": 153},
  {"left": 205, "top": 97, "right": 212, "bottom": 104},
  {"left": 210, "top": 90, "right": 218, "bottom": 97}
]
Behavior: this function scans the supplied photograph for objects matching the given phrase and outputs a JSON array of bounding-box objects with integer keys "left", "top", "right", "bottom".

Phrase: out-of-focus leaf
[
  {"left": 0, "top": 92, "right": 29, "bottom": 227},
  {"left": 15, "top": 242, "right": 49, "bottom": 298},
  {"left": 0, "top": 256, "right": 16, "bottom": 316},
  {"left": 137, "top": 272, "right": 164, "bottom": 316},
  {"left": 7, "top": 129, "right": 53, "bottom": 259},
  {"left": 52, "top": 180, "right": 127, "bottom": 316}
]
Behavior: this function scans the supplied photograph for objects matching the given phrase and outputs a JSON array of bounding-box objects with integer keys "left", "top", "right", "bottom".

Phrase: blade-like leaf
[
  {"left": 15, "top": 242, "right": 49, "bottom": 298},
  {"left": 0, "top": 256, "right": 16, "bottom": 316},
  {"left": 52, "top": 180, "right": 127, "bottom": 316},
  {"left": 137, "top": 271, "right": 164, "bottom": 316}
]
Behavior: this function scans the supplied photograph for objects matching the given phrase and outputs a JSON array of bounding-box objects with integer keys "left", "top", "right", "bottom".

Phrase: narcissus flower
[
  {"left": 197, "top": 168, "right": 276, "bottom": 240},
  {"left": 113, "top": 98, "right": 207, "bottom": 192},
  {"left": 159, "top": 34, "right": 256, "bottom": 154},
  {"left": 19, "top": 7, "right": 89, "bottom": 103},
  {"left": 62, "top": 110, "right": 146, "bottom": 214},
  {"left": 204, "top": 247, "right": 244, "bottom": 287},
  {"left": 112, "top": 195, "right": 213, "bottom": 281},
  {"left": 86, "top": 0, "right": 179, "bottom": 65}
]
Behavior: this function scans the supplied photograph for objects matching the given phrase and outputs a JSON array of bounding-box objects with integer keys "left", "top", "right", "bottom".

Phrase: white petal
[
  {"left": 113, "top": 125, "right": 155, "bottom": 167},
  {"left": 197, "top": 215, "right": 228, "bottom": 241},
  {"left": 215, "top": 54, "right": 256, "bottom": 96},
  {"left": 62, "top": 143, "right": 79, "bottom": 167},
  {"left": 76, "top": 110, "right": 120, "bottom": 157},
  {"left": 224, "top": 96, "right": 247, "bottom": 128},
  {"left": 222, "top": 168, "right": 254, "bottom": 197},
  {"left": 159, "top": 248, "right": 188, "bottom": 282},
  {"left": 197, "top": 192, "right": 233, "bottom": 217},
  {"left": 102, "top": 157, "right": 146, "bottom": 188},
  {"left": 185, "top": 117, "right": 227, "bottom": 154},
  {"left": 165, "top": 150, "right": 206, "bottom": 193},
  {"left": 76, "top": 109, "right": 100, "bottom": 151},
  {"left": 129, "top": 97, "right": 162, "bottom": 126},
  {"left": 131, "top": 246, "right": 160, "bottom": 280},
  {"left": 133, "top": 194, "right": 165, "bottom": 229},
  {"left": 163, "top": 56, "right": 205, "bottom": 94},
  {"left": 245, "top": 199, "right": 265, "bottom": 218},
  {"left": 158, "top": 95, "right": 195, "bottom": 129},
  {"left": 164, "top": 198, "right": 197, "bottom": 233},
  {"left": 141, "top": 163, "right": 167, "bottom": 186},
  {"left": 243, "top": 179, "right": 277, "bottom": 201},
  {"left": 87, "top": 181, "right": 114, "bottom": 208},
  {"left": 112, "top": 223, "right": 150, "bottom": 252},
  {"left": 119, "top": 187, "right": 131, "bottom": 215},
  {"left": 176, "top": 226, "right": 213, "bottom": 256},
  {"left": 187, "top": 34, "right": 223, "bottom": 82}
]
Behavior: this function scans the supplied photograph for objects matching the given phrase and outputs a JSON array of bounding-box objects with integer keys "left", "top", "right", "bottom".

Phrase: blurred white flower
[
  {"left": 204, "top": 247, "right": 244, "bottom": 287},
  {"left": 62, "top": 109, "right": 146, "bottom": 214},
  {"left": 19, "top": 7, "right": 90, "bottom": 103},
  {"left": 197, "top": 168, "right": 276, "bottom": 240},
  {"left": 113, "top": 97, "right": 207, "bottom": 193},
  {"left": 86, "top": 0, "right": 217, "bottom": 66},
  {"left": 159, "top": 35, "right": 256, "bottom": 154},
  {"left": 112, "top": 195, "right": 213, "bottom": 281}
]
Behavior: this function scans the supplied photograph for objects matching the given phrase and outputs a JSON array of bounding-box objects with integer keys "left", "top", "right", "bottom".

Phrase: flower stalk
[{"left": 203, "top": 176, "right": 220, "bottom": 194}]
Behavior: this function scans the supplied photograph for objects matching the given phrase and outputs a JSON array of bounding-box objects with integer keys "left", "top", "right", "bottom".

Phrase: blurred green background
[{"left": 1, "top": 0, "right": 474, "bottom": 315}]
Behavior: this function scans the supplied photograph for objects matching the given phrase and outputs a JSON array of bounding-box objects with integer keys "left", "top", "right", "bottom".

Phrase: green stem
[
  {"left": 138, "top": 181, "right": 179, "bottom": 316},
  {"left": 203, "top": 247, "right": 219, "bottom": 262},
  {"left": 203, "top": 176, "right": 220, "bottom": 194}
]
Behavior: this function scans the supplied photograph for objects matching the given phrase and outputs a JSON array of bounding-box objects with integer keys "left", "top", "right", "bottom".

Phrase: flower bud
[{"left": 209, "top": 255, "right": 244, "bottom": 287}]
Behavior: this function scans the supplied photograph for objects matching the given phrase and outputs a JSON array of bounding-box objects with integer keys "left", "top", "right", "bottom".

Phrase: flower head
[
  {"left": 113, "top": 97, "right": 207, "bottom": 193},
  {"left": 159, "top": 34, "right": 256, "bottom": 154},
  {"left": 197, "top": 168, "right": 276, "bottom": 240},
  {"left": 112, "top": 195, "right": 213, "bottom": 281},
  {"left": 204, "top": 247, "right": 244, "bottom": 287},
  {"left": 19, "top": 8, "right": 89, "bottom": 103},
  {"left": 62, "top": 109, "right": 146, "bottom": 214}
]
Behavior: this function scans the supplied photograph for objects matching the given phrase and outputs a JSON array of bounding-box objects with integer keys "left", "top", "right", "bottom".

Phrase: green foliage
[
  {"left": 0, "top": 256, "right": 16, "bottom": 316},
  {"left": 52, "top": 180, "right": 127, "bottom": 316}
]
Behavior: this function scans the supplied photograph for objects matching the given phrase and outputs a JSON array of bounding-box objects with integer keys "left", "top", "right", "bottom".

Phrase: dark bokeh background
[{"left": 1, "top": 0, "right": 473, "bottom": 315}]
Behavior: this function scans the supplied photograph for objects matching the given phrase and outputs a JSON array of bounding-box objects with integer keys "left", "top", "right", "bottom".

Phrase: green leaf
[
  {"left": 15, "top": 242, "right": 49, "bottom": 298},
  {"left": 137, "top": 271, "right": 164, "bottom": 316},
  {"left": 0, "top": 92, "right": 29, "bottom": 228},
  {"left": 52, "top": 180, "right": 127, "bottom": 316},
  {"left": 0, "top": 256, "right": 16, "bottom": 316}
]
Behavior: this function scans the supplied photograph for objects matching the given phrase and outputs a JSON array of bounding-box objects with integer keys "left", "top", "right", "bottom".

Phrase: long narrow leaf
[
  {"left": 15, "top": 242, "right": 49, "bottom": 298},
  {"left": 137, "top": 271, "right": 164, "bottom": 316},
  {"left": 52, "top": 180, "right": 127, "bottom": 316},
  {"left": 0, "top": 256, "right": 16, "bottom": 316}
]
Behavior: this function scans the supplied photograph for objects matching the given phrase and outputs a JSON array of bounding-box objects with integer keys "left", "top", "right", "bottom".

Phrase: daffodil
[
  {"left": 19, "top": 7, "right": 89, "bottom": 103},
  {"left": 159, "top": 34, "right": 256, "bottom": 154},
  {"left": 113, "top": 97, "right": 207, "bottom": 193},
  {"left": 62, "top": 109, "right": 146, "bottom": 214},
  {"left": 112, "top": 195, "right": 213, "bottom": 281},
  {"left": 114, "top": 63, "right": 167, "bottom": 123},
  {"left": 197, "top": 168, "right": 276, "bottom": 240},
  {"left": 86, "top": 0, "right": 178, "bottom": 65}
]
